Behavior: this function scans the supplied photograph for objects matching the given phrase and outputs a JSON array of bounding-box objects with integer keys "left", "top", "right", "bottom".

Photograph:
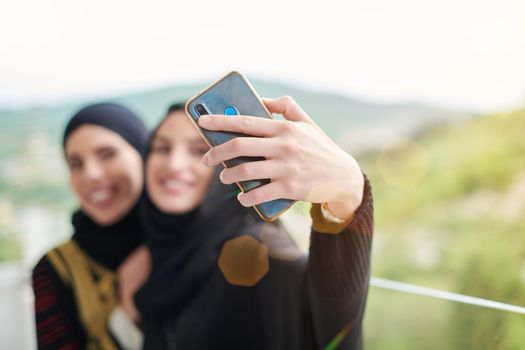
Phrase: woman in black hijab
[
  {"left": 31, "top": 103, "right": 149, "bottom": 350},
  {"left": 135, "top": 97, "right": 374, "bottom": 350}
]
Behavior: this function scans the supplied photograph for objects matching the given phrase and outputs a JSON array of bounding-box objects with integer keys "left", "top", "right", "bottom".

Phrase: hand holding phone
[
  {"left": 186, "top": 71, "right": 296, "bottom": 221},
  {"left": 187, "top": 72, "right": 365, "bottom": 222}
]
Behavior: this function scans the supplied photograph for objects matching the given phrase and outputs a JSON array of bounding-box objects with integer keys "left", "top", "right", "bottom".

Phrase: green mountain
[{"left": 0, "top": 78, "right": 469, "bottom": 152}]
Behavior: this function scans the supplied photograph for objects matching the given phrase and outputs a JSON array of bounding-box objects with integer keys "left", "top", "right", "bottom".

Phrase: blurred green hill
[{"left": 362, "top": 108, "right": 525, "bottom": 349}]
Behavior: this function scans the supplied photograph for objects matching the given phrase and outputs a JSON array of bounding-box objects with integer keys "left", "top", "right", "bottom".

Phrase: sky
[{"left": 1, "top": 0, "right": 524, "bottom": 112}]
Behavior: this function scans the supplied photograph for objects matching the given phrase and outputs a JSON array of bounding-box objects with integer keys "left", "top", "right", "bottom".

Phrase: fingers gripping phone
[{"left": 185, "top": 71, "right": 295, "bottom": 221}]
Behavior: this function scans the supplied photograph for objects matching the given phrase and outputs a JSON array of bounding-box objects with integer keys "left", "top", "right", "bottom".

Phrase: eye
[
  {"left": 151, "top": 142, "right": 171, "bottom": 154},
  {"left": 67, "top": 158, "right": 82, "bottom": 170},
  {"left": 98, "top": 147, "right": 116, "bottom": 161},
  {"left": 189, "top": 146, "right": 209, "bottom": 157}
]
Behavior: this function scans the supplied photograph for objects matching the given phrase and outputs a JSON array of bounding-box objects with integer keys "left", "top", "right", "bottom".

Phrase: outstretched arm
[{"left": 198, "top": 95, "right": 373, "bottom": 349}]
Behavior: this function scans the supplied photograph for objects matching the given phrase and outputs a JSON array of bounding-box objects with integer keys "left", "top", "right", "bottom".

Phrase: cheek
[
  {"left": 195, "top": 163, "right": 215, "bottom": 192},
  {"left": 69, "top": 172, "right": 84, "bottom": 199},
  {"left": 109, "top": 154, "right": 144, "bottom": 198},
  {"left": 127, "top": 159, "right": 144, "bottom": 194},
  {"left": 145, "top": 157, "right": 163, "bottom": 195}
]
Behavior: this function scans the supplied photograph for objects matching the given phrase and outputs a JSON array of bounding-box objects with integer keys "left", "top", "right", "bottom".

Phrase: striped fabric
[
  {"left": 32, "top": 256, "right": 85, "bottom": 350},
  {"left": 309, "top": 175, "right": 374, "bottom": 300},
  {"left": 307, "top": 175, "right": 374, "bottom": 349}
]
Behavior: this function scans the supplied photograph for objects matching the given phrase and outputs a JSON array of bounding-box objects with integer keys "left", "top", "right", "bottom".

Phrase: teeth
[
  {"left": 164, "top": 179, "right": 193, "bottom": 190},
  {"left": 164, "top": 180, "right": 186, "bottom": 189},
  {"left": 90, "top": 190, "right": 111, "bottom": 204}
]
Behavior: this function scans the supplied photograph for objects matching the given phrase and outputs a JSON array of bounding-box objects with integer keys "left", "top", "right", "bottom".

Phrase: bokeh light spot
[{"left": 218, "top": 235, "right": 269, "bottom": 287}]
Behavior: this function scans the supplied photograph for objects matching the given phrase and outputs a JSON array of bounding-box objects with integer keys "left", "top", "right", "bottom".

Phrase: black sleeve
[
  {"left": 32, "top": 256, "right": 87, "bottom": 350},
  {"left": 304, "top": 176, "right": 374, "bottom": 350}
]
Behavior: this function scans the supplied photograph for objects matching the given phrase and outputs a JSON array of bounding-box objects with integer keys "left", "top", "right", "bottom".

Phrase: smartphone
[{"left": 185, "top": 71, "right": 296, "bottom": 221}]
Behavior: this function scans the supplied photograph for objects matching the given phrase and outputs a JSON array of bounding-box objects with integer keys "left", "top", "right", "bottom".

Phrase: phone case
[{"left": 185, "top": 71, "right": 296, "bottom": 221}]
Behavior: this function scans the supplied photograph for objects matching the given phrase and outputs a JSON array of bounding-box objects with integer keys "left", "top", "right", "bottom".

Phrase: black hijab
[
  {"left": 135, "top": 104, "right": 276, "bottom": 322},
  {"left": 63, "top": 103, "right": 149, "bottom": 270}
]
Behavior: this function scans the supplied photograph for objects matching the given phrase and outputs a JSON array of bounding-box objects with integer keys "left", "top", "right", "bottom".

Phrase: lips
[{"left": 160, "top": 177, "right": 195, "bottom": 195}]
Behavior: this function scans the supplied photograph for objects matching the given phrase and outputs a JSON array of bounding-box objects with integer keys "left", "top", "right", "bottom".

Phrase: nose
[
  {"left": 166, "top": 147, "right": 190, "bottom": 173},
  {"left": 83, "top": 158, "right": 105, "bottom": 181}
]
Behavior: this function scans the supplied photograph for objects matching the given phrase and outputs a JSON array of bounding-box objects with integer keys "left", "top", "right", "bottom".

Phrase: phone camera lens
[
  {"left": 224, "top": 106, "right": 239, "bottom": 116},
  {"left": 195, "top": 104, "right": 209, "bottom": 116}
]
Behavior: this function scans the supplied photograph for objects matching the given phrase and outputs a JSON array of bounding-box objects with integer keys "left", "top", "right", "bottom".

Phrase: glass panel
[{"left": 365, "top": 285, "right": 525, "bottom": 349}]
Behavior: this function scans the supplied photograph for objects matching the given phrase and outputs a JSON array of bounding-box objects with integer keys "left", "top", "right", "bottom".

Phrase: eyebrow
[
  {"left": 65, "top": 145, "right": 116, "bottom": 160},
  {"left": 154, "top": 134, "right": 207, "bottom": 145},
  {"left": 188, "top": 138, "right": 208, "bottom": 145},
  {"left": 152, "top": 134, "right": 170, "bottom": 144},
  {"left": 94, "top": 145, "right": 117, "bottom": 154}
]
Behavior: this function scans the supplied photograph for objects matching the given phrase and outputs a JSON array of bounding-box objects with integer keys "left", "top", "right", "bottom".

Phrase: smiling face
[
  {"left": 65, "top": 125, "right": 144, "bottom": 226},
  {"left": 146, "top": 111, "right": 214, "bottom": 213}
]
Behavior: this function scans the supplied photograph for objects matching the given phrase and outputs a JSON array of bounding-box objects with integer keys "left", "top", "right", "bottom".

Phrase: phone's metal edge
[
  {"left": 234, "top": 71, "right": 275, "bottom": 121},
  {"left": 184, "top": 70, "right": 296, "bottom": 222}
]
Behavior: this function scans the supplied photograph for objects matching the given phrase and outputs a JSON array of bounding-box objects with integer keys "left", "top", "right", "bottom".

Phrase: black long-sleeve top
[{"left": 142, "top": 177, "right": 373, "bottom": 350}]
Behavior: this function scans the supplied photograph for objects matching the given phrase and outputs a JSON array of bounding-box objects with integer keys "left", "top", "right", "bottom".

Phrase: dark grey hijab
[{"left": 135, "top": 104, "right": 277, "bottom": 322}]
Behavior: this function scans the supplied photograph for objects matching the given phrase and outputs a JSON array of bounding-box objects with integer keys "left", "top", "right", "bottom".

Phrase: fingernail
[
  {"left": 219, "top": 169, "right": 226, "bottom": 183},
  {"left": 237, "top": 193, "right": 249, "bottom": 207},
  {"left": 202, "top": 152, "right": 209, "bottom": 165}
]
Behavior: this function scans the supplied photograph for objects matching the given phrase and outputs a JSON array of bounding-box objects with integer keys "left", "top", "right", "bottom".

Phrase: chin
[
  {"left": 87, "top": 207, "right": 128, "bottom": 226},
  {"left": 159, "top": 200, "right": 196, "bottom": 215},
  {"left": 90, "top": 214, "right": 121, "bottom": 226}
]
